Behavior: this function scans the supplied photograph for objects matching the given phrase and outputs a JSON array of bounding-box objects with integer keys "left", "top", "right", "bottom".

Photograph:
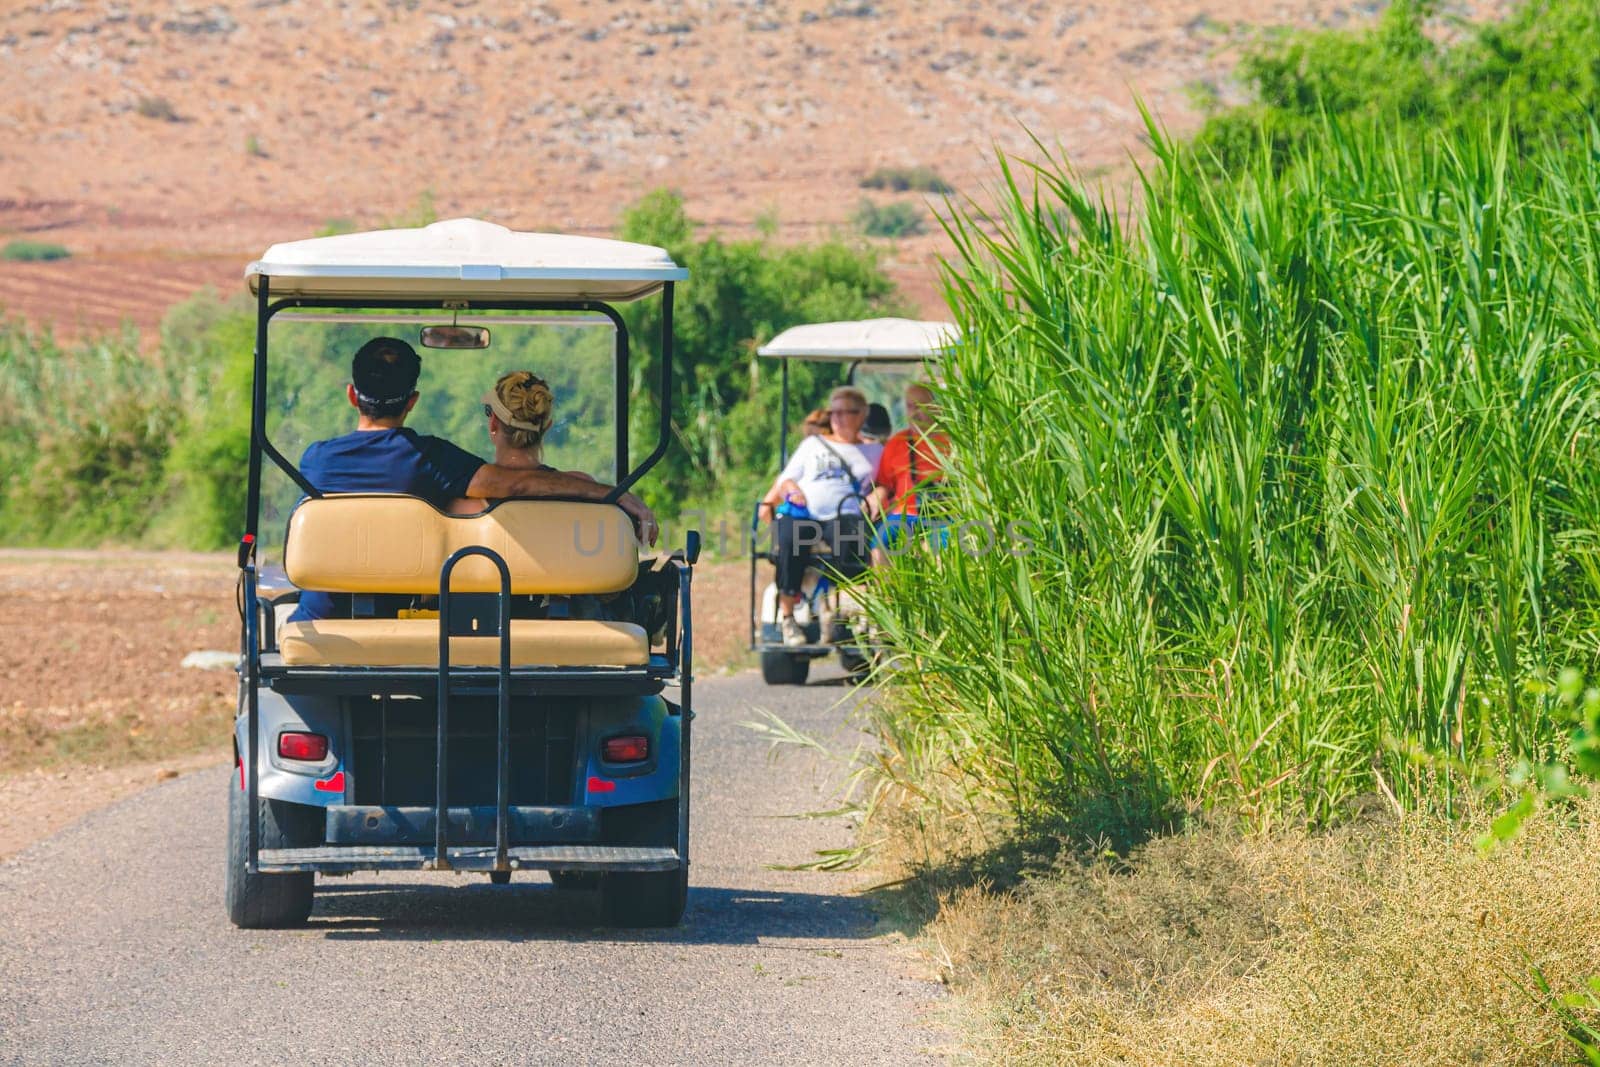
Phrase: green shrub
[
  {"left": 618, "top": 189, "right": 909, "bottom": 518},
  {"left": 387, "top": 189, "right": 437, "bottom": 229},
  {"left": 135, "top": 96, "right": 181, "bottom": 122},
  {"left": 1194, "top": 0, "right": 1600, "bottom": 171},
  {"left": 0, "top": 289, "right": 257, "bottom": 548},
  {"left": 0, "top": 323, "right": 188, "bottom": 544},
  {"left": 860, "top": 165, "right": 955, "bottom": 194},
  {"left": 1, "top": 240, "right": 70, "bottom": 262},
  {"left": 854, "top": 199, "right": 925, "bottom": 238}
]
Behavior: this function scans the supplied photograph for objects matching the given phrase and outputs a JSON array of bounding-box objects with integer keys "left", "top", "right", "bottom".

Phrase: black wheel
[
  {"left": 549, "top": 869, "right": 601, "bottom": 891},
  {"left": 225, "top": 772, "right": 317, "bottom": 929},
  {"left": 488, "top": 870, "right": 512, "bottom": 885},
  {"left": 838, "top": 644, "right": 871, "bottom": 680},
  {"left": 760, "top": 650, "right": 811, "bottom": 685},
  {"left": 599, "top": 865, "right": 688, "bottom": 928}
]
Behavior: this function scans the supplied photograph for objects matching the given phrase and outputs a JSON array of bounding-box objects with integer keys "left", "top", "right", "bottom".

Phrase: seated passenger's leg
[
  {"left": 831, "top": 516, "right": 870, "bottom": 574},
  {"left": 775, "top": 516, "right": 821, "bottom": 645}
]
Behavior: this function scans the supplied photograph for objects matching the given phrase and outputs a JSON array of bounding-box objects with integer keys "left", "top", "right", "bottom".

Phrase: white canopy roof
[
  {"left": 757, "top": 318, "right": 958, "bottom": 362},
  {"left": 245, "top": 218, "right": 687, "bottom": 303}
]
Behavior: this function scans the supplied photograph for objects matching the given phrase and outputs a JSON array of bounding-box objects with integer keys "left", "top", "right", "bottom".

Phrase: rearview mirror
[{"left": 420, "top": 325, "right": 490, "bottom": 349}]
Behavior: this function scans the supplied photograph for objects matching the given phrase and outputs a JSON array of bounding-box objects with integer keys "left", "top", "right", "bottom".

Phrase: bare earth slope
[{"left": 0, "top": 0, "right": 1502, "bottom": 334}]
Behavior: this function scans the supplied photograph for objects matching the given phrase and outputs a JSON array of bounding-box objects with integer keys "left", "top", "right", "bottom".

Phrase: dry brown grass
[{"left": 894, "top": 799, "right": 1600, "bottom": 1066}]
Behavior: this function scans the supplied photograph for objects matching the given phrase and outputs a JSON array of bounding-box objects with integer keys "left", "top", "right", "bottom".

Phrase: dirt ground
[
  {"left": 0, "top": 549, "right": 753, "bottom": 858},
  {"left": 0, "top": 0, "right": 1510, "bottom": 341}
]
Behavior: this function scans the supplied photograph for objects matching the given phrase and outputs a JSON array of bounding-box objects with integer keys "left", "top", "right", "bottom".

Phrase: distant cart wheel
[
  {"left": 838, "top": 644, "right": 871, "bottom": 681},
  {"left": 489, "top": 870, "right": 512, "bottom": 885},
  {"left": 599, "top": 865, "right": 688, "bottom": 928},
  {"left": 549, "top": 869, "right": 601, "bottom": 891},
  {"left": 224, "top": 773, "right": 316, "bottom": 929},
  {"left": 760, "top": 650, "right": 811, "bottom": 686}
]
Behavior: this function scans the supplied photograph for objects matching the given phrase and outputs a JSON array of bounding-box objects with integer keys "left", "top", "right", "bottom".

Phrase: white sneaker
[{"left": 779, "top": 614, "right": 807, "bottom": 647}]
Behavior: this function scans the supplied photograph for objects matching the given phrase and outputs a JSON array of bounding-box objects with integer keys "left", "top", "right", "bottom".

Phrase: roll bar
[{"left": 240, "top": 277, "right": 678, "bottom": 549}]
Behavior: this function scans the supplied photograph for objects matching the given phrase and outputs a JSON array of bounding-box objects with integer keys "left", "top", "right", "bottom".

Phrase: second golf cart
[{"left": 749, "top": 318, "right": 956, "bottom": 685}]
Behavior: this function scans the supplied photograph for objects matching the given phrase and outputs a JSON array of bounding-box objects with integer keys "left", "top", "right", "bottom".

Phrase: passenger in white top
[
  {"left": 774, "top": 433, "right": 880, "bottom": 520},
  {"left": 757, "top": 385, "right": 880, "bottom": 646}
]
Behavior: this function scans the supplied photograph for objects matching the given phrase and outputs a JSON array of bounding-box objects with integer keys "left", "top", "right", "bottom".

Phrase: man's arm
[
  {"left": 464, "top": 464, "right": 603, "bottom": 500},
  {"left": 466, "top": 464, "right": 659, "bottom": 545}
]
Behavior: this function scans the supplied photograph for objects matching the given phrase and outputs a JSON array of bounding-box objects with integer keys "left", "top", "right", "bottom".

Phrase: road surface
[{"left": 0, "top": 666, "right": 944, "bottom": 1065}]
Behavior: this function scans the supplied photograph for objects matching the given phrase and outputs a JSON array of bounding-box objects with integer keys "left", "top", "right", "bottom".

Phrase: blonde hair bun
[{"left": 492, "top": 371, "right": 554, "bottom": 453}]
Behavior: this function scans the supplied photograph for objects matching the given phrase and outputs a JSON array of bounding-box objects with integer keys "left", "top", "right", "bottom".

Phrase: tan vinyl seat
[
  {"left": 285, "top": 495, "right": 639, "bottom": 596},
  {"left": 278, "top": 618, "right": 649, "bottom": 668},
  {"left": 280, "top": 495, "right": 647, "bottom": 669}
]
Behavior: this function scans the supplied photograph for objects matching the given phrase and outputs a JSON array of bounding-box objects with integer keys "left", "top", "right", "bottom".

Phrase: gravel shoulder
[{"left": 0, "top": 665, "right": 947, "bottom": 1066}]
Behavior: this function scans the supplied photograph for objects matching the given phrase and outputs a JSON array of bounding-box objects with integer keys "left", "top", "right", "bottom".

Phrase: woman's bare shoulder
[{"left": 446, "top": 497, "right": 489, "bottom": 516}]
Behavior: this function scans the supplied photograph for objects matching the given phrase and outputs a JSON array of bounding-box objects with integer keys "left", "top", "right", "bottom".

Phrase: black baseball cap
[{"left": 351, "top": 337, "right": 421, "bottom": 411}]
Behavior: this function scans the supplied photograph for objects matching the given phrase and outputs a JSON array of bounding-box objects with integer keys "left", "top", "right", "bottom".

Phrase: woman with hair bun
[
  {"left": 483, "top": 369, "right": 558, "bottom": 467},
  {"left": 449, "top": 370, "right": 592, "bottom": 514}
]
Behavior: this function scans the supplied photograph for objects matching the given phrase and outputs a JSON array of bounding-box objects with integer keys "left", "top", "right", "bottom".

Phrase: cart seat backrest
[{"left": 284, "top": 495, "right": 638, "bottom": 595}]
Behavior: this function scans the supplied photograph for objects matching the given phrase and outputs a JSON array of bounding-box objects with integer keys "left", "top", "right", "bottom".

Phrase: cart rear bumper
[
  {"left": 325, "top": 803, "right": 600, "bottom": 846},
  {"left": 258, "top": 843, "right": 682, "bottom": 874}
]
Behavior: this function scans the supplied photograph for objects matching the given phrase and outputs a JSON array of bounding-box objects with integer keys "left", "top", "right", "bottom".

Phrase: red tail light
[
  {"left": 278, "top": 731, "right": 329, "bottom": 761},
  {"left": 601, "top": 735, "right": 649, "bottom": 763}
]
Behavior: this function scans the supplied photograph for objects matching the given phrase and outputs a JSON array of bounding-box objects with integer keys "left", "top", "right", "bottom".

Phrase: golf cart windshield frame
[{"left": 242, "top": 278, "right": 677, "bottom": 537}]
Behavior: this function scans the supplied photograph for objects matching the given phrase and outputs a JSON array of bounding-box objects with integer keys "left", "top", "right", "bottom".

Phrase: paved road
[{"left": 0, "top": 667, "right": 944, "bottom": 1066}]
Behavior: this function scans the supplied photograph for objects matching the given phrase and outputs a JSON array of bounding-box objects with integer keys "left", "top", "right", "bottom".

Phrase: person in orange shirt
[{"left": 869, "top": 382, "right": 948, "bottom": 564}]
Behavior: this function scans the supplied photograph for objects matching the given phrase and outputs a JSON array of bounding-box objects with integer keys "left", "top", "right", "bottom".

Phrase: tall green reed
[{"left": 864, "top": 117, "right": 1600, "bottom": 831}]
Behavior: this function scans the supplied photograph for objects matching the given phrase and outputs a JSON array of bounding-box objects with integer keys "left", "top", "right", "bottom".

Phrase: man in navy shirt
[{"left": 289, "top": 336, "right": 657, "bottom": 621}]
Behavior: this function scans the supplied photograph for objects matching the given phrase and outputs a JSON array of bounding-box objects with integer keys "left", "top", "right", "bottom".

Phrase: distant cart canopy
[
  {"left": 246, "top": 218, "right": 688, "bottom": 303},
  {"left": 756, "top": 318, "right": 959, "bottom": 362}
]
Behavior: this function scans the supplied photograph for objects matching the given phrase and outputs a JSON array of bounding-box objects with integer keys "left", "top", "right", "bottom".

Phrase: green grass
[
  {"left": 1, "top": 240, "right": 70, "bottom": 262},
  {"left": 859, "top": 114, "right": 1600, "bottom": 833}
]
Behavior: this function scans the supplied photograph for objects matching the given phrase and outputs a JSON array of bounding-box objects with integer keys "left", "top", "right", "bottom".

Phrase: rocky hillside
[{"left": 0, "top": 0, "right": 1504, "bottom": 333}]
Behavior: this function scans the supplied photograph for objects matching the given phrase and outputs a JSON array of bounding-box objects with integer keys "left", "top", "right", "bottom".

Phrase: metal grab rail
[
  {"left": 242, "top": 558, "right": 262, "bottom": 874},
  {"left": 677, "top": 530, "right": 699, "bottom": 868},
  {"left": 435, "top": 547, "right": 513, "bottom": 871}
]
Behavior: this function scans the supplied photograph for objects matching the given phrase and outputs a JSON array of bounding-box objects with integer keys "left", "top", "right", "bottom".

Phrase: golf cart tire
[
  {"left": 761, "top": 650, "right": 811, "bottom": 686},
  {"left": 225, "top": 776, "right": 316, "bottom": 929},
  {"left": 838, "top": 644, "right": 871, "bottom": 680},
  {"left": 599, "top": 865, "right": 688, "bottom": 928}
]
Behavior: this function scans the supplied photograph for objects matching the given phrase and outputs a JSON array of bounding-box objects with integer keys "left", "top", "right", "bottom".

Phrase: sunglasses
[{"left": 829, "top": 407, "right": 865, "bottom": 417}]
